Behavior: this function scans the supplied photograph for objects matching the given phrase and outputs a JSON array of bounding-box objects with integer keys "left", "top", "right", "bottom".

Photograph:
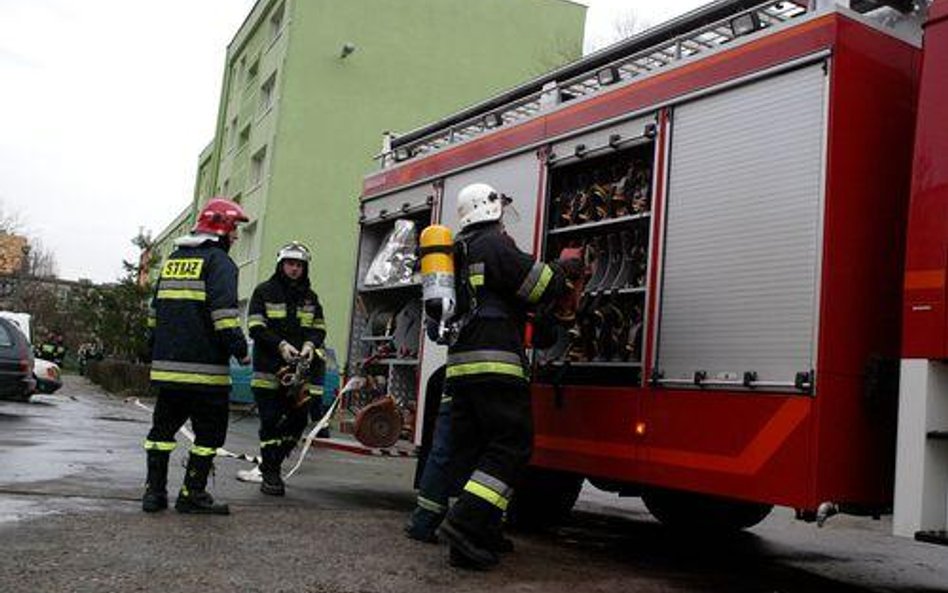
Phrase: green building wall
[{"left": 201, "top": 0, "right": 586, "bottom": 357}]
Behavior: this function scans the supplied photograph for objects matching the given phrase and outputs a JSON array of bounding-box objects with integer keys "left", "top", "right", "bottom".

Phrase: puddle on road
[{"left": 0, "top": 498, "right": 58, "bottom": 525}]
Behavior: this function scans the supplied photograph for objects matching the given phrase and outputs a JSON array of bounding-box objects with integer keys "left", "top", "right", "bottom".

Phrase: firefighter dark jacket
[
  {"left": 447, "top": 221, "right": 568, "bottom": 386},
  {"left": 148, "top": 237, "right": 248, "bottom": 392},
  {"left": 247, "top": 261, "right": 326, "bottom": 388}
]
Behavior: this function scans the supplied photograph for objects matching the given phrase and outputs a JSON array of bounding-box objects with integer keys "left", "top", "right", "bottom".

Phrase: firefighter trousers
[
  {"left": 253, "top": 386, "right": 310, "bottom": 459},
  {"left": 146, "top": 388, "right": 229, "bottom": 453},
  {"left": 144, "top": 388, "right": 229, "bottom": 495},
  {"left": 444, "top": 380, "right": 533, "bottom": 545},
  {"left": 408, "top": 391, "right": 460, "bottom": 535}
]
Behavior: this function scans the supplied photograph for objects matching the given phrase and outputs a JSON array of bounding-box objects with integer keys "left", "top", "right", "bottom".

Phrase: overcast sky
[{"left": 0, "top": 0, "right": 706, "bottom": 283}]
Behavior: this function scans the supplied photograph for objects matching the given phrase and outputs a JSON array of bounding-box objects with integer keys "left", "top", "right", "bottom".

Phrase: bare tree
[
  {"left": 22, "top": 239, "right": 58, "bottom": 278},
  {"left": 587, "top": 10, "right": 651, "bottom": 53}
]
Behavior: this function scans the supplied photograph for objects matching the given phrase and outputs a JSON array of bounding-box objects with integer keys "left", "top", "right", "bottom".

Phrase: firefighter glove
[
  {"left": 557, "top": 257, "right": 585, "bottom": 281},
  {"left": 278, "top": 340, "right": 300, "bottom": 362},
  {"left": 300, "top": 341, "right": 316, "bottom": 363}
]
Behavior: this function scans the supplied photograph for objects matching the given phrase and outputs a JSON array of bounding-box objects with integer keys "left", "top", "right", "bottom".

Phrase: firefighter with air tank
[{"left": 414, "top": 182, "right": 580, "bottom": 569}]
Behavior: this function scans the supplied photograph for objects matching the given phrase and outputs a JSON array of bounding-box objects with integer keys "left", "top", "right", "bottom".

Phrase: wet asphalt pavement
[{"left": 0, "top": 376, "right": 945, "bottom": 593}]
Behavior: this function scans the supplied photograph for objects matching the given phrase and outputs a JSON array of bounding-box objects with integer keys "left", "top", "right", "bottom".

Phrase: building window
[
  {"left": 239, "top": 124, "right": 250, "bottom": 147},
  {"left": 222, "top": 178, "right": 230, "bottom": 194},
  {"left": 228, "top": 117, "right": 238, "bottom": 149},
  {"left": 270, "top": 2, "right": 285, "bottom": 40},
  {"left": 251, "top": 146, "right": 267, "bottom": 187},
  {"left": 260, "top": 72, "right": 277, "bottom": 113},
  {"left": 248, "top": 57, "right": 259, "bottom": 80},
  {"left": 236, "top": 220, "right": 257, "bottom": 264}
]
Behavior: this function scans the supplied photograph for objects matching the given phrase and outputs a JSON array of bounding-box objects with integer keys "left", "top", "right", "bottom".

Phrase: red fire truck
[{"left": 339, "top": 0, "right": 948, "bottom": 539}]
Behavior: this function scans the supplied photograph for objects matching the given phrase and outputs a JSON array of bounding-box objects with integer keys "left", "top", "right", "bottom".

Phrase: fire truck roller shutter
[{"left": 656, "top": 63, "right": 827, "bottom": 390}]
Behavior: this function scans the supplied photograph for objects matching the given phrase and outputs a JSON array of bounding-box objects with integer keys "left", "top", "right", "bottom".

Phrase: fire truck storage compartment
[
  {"left": 655, "top": 63, "right": 827, "bottom": 392},
  {"left": 347, "top": 184, "right": 433, "bottom": 441},
  {"left": 535, "top": 114, "right": 657, "bottom": 386}
]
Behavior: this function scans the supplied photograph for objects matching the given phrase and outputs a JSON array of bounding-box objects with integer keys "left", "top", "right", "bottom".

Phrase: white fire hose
[{"left": 126, "top": 374, "right": 363, "bottom": 484}]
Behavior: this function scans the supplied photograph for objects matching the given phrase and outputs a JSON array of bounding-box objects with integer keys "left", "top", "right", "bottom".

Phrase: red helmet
[{"left": 193, "top": 197, "right": 249, "bottom": 236}]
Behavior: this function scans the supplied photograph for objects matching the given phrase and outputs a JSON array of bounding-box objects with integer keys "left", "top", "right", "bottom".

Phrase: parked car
[
  {"left": 0, "top": 317, "right": 35, "bottom": 401},
  {"left": 33, "top": 358, "right": 62, "bottom": 394}
]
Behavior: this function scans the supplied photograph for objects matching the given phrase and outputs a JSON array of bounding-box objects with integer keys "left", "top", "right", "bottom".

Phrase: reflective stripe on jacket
[
  {"left": 446, "top": 222, "right": 566, "bottom": 386},
  {"left": 148, "top": 240, "right": 248, "bottom": 392},
  {"left": 248, "top": 272, "right": 326, "bottom": 378}
]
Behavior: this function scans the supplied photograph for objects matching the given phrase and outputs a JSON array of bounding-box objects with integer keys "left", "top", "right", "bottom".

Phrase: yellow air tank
[{"left": 420, "top": 225, "right": 456, "bottom": 341}]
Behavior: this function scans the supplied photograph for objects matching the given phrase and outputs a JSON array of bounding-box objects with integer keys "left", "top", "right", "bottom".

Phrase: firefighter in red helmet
[{"left": 142, "top": 197, "right": 251, "bottom": 515}]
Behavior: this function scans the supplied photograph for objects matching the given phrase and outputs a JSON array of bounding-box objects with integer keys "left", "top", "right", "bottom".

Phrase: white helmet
[
  {"left": 276, "top": 240, "right": 312, "bottom": 263},
  {"left": 457, "top": 183, "right": 509, "bottom": 230}
]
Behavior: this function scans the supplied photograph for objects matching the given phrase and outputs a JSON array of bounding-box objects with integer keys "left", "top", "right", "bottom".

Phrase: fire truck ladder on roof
[{"left": 378, "top": 0, "right": 812, "bottom": 168}]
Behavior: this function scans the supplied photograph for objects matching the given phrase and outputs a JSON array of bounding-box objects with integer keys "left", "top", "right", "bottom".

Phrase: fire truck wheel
[
  {"left": 642, "top": 488, "right": 773, "bottom": 532},
  {"left": 508, "top": 467, "right": 583, "bottom": 530}
]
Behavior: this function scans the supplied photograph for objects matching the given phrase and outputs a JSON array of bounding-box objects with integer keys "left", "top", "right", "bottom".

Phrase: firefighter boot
[
  {"left": 259, "top": 445, "right": 285, "bottom": 496},
  {"left": 439, "top": 520, "right": 499, "bottom": 570},
  {"left": 142, "top": 450, "right": 169, "bottom": 513},
  {"left": 175, "top": 454, "right": 230, "bottom": 515},
  {"left": 404, "top": 507, "right": 443, "bottom": 544},
  {"left": 438, "top": 496, "right": 501, "bottom": 570}
]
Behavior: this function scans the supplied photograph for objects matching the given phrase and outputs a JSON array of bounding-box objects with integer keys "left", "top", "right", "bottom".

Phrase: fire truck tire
[
  {"left": 642, "top": 488, "right": 773, "bottom": 532},
  {"left": 508, "top": 467, "right": 583, "bottom": 530}
]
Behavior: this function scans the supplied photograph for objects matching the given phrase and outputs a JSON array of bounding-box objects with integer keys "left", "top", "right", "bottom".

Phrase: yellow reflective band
[
  {"left": 267, "top": 310, "right": 287, "bottom": 319},
  {"left": 464, "top": 480, "right": 509, "bottom": 511},
  {"left": 306, "top": 384, "right": 324, "bottom": 395},
  {"left": 150, "top": 370, "right": 231, "bottom": 386},
  {"left": 446, "top": 361, "right": 526, "bottom": 380},
  {"left": 147, "top": 318, "right": 157, "bottom": 328},
  {"left": 248, "top": 319, "right": 266, "bottom": 329},
  {"left": 144, "top": 439, "right": 176, "bottom": 452},
  {"left": 161, "top": 258, "right": 204, "bottom": 280},
  {"left": 470, "top": 273, "right": 484, "bottom": 288},
  {"left": 251, "top": 378, "right": 280, "bottom": 389},
  {"left": 213, "top": 317, "right": 240, "bottom": 330},
  {"left": 190, "top": 445, "right": 217, "bottom": 457},
  {"left": 527, "top": 265, "right": 553, "bottom": 304},
  {"left": 260, "top": 439, "right": 282, "bottom": 448},
  {"left": 313, "top": 319, "right": 326, "bottom": 329},
  {"left": 156, "top": 289, "right": 206, "bottom": 301}
]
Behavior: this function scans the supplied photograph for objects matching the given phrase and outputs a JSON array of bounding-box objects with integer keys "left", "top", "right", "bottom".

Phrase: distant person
[
  {"left": 52, "top": 333, "right": 66, "bottom": 367},
  {"left": 142, "top": 197, "right": 250, "bottom": 515},
  {"left": 247, "top": 240, "right": 326, "bottom": 496}
]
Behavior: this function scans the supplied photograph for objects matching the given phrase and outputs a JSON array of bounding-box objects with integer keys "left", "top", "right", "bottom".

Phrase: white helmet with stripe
[{"left": 276, "top": 241, "right": 312, "bottom": 263}]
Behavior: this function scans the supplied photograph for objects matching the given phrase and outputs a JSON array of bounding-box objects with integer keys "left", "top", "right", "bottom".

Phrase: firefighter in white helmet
[
  {"left": 246, "top": 240, "right": 326, "bottom": 496},
  {"left": 434, "top": 182, "right": 580, "bottom": 569}
]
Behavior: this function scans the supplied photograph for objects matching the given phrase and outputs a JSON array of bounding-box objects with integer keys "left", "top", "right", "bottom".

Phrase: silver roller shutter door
[{"left": 656, "top": 63, "right": 827, "bottom": 389}]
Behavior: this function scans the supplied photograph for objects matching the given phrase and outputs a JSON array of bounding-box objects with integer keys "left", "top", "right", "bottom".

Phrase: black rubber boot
[
  {"left": 175, "top": 454, "right": 229, "bottom": 515},
  {"left": 439, "top": 520, "right": 499, "bottom": 570},
  {"left": 260, "top": 446, "right": 285, "bottom": 496},
  {"left": 142, "top": 450, "right": 169, "bottom": 513},
  {"left": 404, "top": 507, "right": 443, "bottom": 544},
  {"left": 486, "top": 525, "right": 515, "bottom": 554}
]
